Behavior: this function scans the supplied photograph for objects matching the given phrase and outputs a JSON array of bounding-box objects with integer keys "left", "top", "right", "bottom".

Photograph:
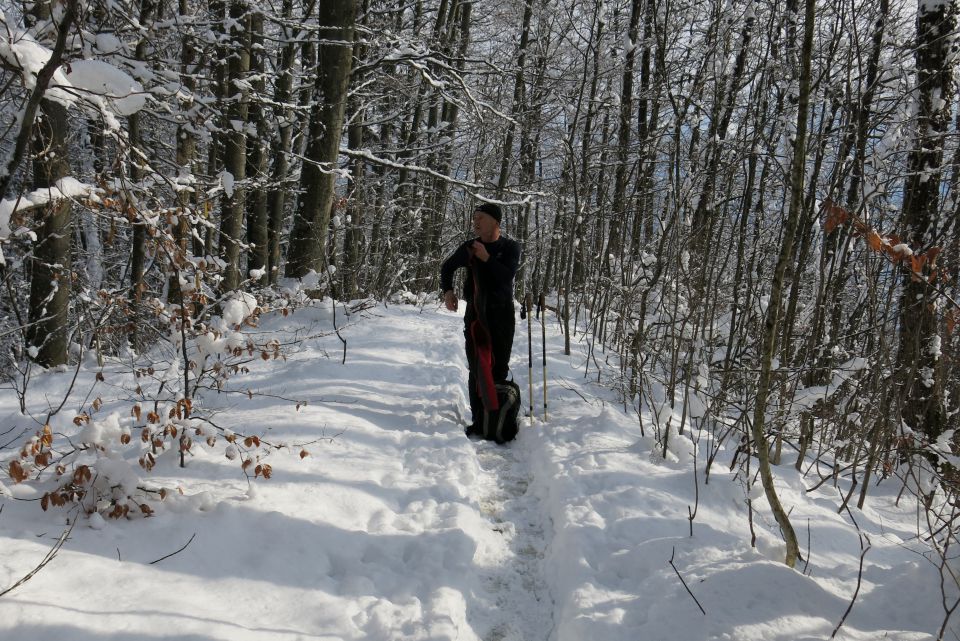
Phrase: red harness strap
[
  {"left": 469, "top": 253, "right": 500, "bottom": 411},
  {"left": 470, "top": 319, "right": 500, "bottom": 411}
]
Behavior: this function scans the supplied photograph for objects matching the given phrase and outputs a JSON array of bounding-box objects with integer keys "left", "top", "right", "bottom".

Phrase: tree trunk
[
  {"left": 750, "top": 0, "right": 815, "bottom": 569},
  {"left": 128, "top": 106, "right": 147, "bottom": 344},
  {"left": 341, "top": 0, "right": 372, "bottom": 299},
  {"left": 218, "top": 0, "right": 251, "bottom": 292},
  {"left": 128, "top": 0, "right": 157, "bottom": 350},
  {"left": 22, "top": 0, "right": 79, "bottom": 368},
  {"left": 690, "top": 3, "right": 755, "bottom": 255},
  {"left": 896, "top": 0, "right": 958, "bottom": 443},
  {"left": 266, "top": 0, "right": 300, "bottom": 284},
  {"left": 27, "top": 100, "right": 72, "bottom": 368},
  {"left": 606, "top": 0, "right": 642, "bottom": 261},
  {"left": 343, "top": 114, "right": 365, "bottom": 298},
  {"left": 246, "top": 9, "right": 269, "bottom": 284},
  {"left": 286, "top": 0, "right": 357, "bottom": 279},
  {"left": 630, "top": 0, "right": 661, "bottom": 251},
  {"left": 171, "top": 0, "right": 197, "bottom": 300},
  {"left": 420, "top": 0, "right": 471, "bottom": 288}
]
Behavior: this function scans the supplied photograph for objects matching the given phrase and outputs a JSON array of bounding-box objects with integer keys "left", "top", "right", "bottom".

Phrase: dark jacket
[{"left": 440, "top": 236, "right": 521, "bottom": 312}]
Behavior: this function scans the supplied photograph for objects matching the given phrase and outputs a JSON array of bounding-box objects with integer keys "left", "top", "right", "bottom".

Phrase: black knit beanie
[{"left": 474, "top": 203, "right": 502, "bottom": 224}]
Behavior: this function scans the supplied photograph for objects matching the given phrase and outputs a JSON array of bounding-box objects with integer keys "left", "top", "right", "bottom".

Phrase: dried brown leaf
[{"left": 9, "top": 460, "right": 28, "bottom": 483}]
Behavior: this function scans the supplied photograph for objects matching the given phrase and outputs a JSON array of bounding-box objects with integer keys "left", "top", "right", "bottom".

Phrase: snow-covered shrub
[{"left": 3, "top": 289, "right": 320, "bottom": 520}]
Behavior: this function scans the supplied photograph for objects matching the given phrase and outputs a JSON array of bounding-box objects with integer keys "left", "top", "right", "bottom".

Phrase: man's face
[{"left": 473, "top": 210, "right": 498, "bottom": 238}]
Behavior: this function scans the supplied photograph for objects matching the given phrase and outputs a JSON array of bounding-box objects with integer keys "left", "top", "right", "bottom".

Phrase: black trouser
[{"left": 464, "top": 302, "right": 515, "bottom": 424}]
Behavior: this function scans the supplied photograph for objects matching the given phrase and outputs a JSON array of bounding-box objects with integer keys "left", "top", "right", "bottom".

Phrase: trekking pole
[
  {"left": 525, "top": 292, "right": 534, "bottom": 419},
  {"left": 538, "top": 292, "right": 547, "bottom": 421}
]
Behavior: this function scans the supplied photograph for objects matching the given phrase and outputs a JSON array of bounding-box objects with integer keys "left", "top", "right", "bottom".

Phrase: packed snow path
[
  {"left": 0, "top": 301, "right": 950, "bottom": 641},
  {"left": 344, "top": 304, "right": 557, "bottom": 641},
  {"left": 473, "top": 440, "right": 552, "bottom": 641}
]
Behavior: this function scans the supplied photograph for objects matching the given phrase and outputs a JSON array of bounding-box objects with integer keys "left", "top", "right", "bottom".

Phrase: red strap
[{"left": 470, "top": 320, "right": 500, "bottom": 411}]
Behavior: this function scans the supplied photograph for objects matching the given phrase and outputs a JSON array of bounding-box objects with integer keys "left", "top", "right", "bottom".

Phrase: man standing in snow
[{"left": 440, "top": 203, "right": 521, "bottom": 435}]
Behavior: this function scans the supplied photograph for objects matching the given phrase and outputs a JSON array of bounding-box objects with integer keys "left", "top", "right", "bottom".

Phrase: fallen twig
[
  {"left": 149, "top": 532, "right": 196, "bottom": 565},
  {"left": 0, "top": 516, "right": 76, "bottom": 598},
  {"left": 669, "top": 546, "right": 706, "bottom": 615},
  {"left": 831, "top": 509, "right": 871, "bottom": 638}
]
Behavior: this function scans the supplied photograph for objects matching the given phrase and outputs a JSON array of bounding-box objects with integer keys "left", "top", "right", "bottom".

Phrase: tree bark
[
  {"left": 171, "top": 0, "right": 198, "bottom": 299},
  {"left": 606, "top": 0, "right": 643, "bottom": 261},
  {"left": 27, "top": 100, "right": 73, "bottom": 368},
  {"left": 690, "top": 3, "right": 755, "bottom": 255},
  {"left": 265, "top": 0, "right": 302, "bottom": 284},
  {"left": 127, "top": 0, "right": 157, "bottom": 350},
  {"left": 340, "top": 0, "right": 371, "bottom": 299},
  {"left": 750, "top": 0, "right": 815, "bottom": 569},
  {"left": 496, "top": 0, "right": 534, "bottom": 196},
  {"left": 246, "top": 9, "right": 269, "bottom": 284},
  {"left": 896, "top": 0, "right": 958, "bottom": 443},
  {"left": 286, "top": 0, "right": 357, "bottom": 279},
  {"left": 218, "top": 0, "right": 252, "bottom": 292}
]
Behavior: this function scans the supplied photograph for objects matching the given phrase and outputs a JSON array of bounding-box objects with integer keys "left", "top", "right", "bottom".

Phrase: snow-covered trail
[
  {"left": 334, "top": 303, "right": 558, "bottom": 641},
  {"left": 473, "top": 440, "right": 552, "bottom": 641},
  {"left": 0, "top": 302, "right": 558, "bottom": 641},
  {"left": 365, "top": 304, "right": 556, "bottom": 641}
]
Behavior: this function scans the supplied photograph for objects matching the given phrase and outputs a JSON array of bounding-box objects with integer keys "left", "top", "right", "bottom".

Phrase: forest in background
[{"left": 2, "top": 0, "right": 960, "bottom": 603}]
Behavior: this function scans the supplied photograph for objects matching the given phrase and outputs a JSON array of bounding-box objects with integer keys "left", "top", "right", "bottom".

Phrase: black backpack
[{"left": 480, "top": 379, "right": 521, "bottom": 444}]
